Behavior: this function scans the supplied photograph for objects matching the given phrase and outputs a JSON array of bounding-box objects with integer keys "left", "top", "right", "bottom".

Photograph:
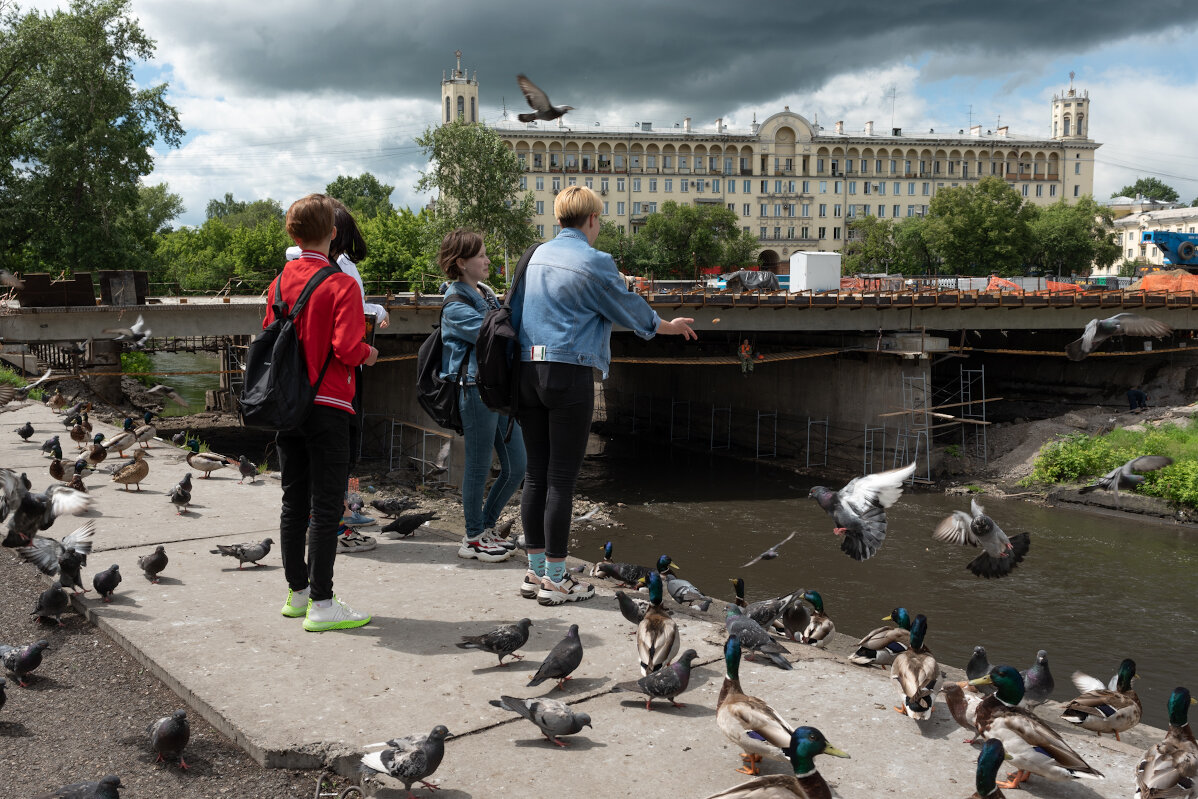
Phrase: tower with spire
[
  {"left": 1051, "top": 72, "right": 1090, "bottom": 140},
  {"left": 441, "top": 50, "right": 478, "bottom": 125}
]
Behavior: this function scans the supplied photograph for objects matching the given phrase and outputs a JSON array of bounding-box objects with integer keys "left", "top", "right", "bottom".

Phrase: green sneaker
[
  {"left": 281, "top": 587, "right": 309, "bottom": 618},
  {"left": 303, "top": 596, "right": 371, "bottom": 632}
]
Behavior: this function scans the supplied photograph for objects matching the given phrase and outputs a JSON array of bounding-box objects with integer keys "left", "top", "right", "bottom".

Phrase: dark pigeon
[
  {"left": 92, "top": 564, "right": 121, "bottom": 602},
  {"left": 489, "top": 695, "right": 592, "bottom": 746},
  {"left": 614, "top": 649, "right": 700, "bottom": 710},
  {"left": 210, "top": 538, "right": 272, "bottom": 569},
  {"left": 138, "top": 546, "right": 169, "bottom": 583},
  {"left": 933, "top": 498, "right": 1031, "bottom": 578},
  {"left": 149, "top": 709, "right": 190, "bottom": 769},
  {"left": 170, "top": 430, "right": 187, "bottom": 447},
  {"left": 16, "top": 422, "right": 33, "bottom": 441},
  {"left": 361, "top": 725, "right": 450, "bottom": 793},
  {"left": 730, "top": 577, "right": 801, "bottom": 627},
  {"left": 1066, "top": 313, "right": 1172, "bottom": 360},
  {"left": 1020, "top": 649, "right": 1055, "bottom": 707},
  {"left": 16, "top": 521, "right": 95, "bottom": 588},
  {"left": 1077, "top": 455, "right": 1173, "bottom": 507},
  {"left": 31, "top": 580, "right": 70, "bottom": 626},
  {"left": 516, "top": 74, "right": 574, "bottom": 123},
  {"left": 0, "top": 639, "right": 50, "bottom": 686},
  {"left": 32, "top": 774, "right": 123, "bottom": 799},
  {"left": 0, "top": 469, "right": 92, "bottom": 548},
  {"left": 236, "top": 455, "right": 257, "bottom": 484},
  {"left": 725, "top": 604, "right": 792, "bottom": 670},
  {"left": 369, "top": 496, "right": 418, "bottom": 518},
  {"left": 777, "top": 594, "right": 813, "bottom": 643},
  {"left": 380, "top": 511, "right": 438, "bottom": 539},
  {"left": 809, "top": 462, "right": 916, "bottom": 561},
  {"left": 615, "top": 590, "right": 650, "bottom": 625},
  {"left": 455, "top": 618, "right": 531, "bottom": 666},
  {"left": 167, "top": 474, "right": 192, "bottom": 514},
  {"left": 41, "top": 435, "right": 61, "bottom": 455},
  {"left": 527, "top": 624, "right": 583, "bottom": 690},
  {"left": 966, "top": 646, "right": 992, "bottom": 684}
]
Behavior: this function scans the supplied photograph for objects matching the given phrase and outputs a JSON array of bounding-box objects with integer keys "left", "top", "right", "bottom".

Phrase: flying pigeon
[
  {"left": 16, "top": 521, "right": 95, "bottom": 589},
  {"left": 369, "top": 496, "right": 418, "bottom": 518},
  {"left": 210, "top": 538, "right": 273, "bottom": 569},
  {"left": 92, "top": 564, "right": 122, "bottom": 602},
  {"left": 489, "top": 695, "right": 592, "bottom": 745},
  {"left": 149, "top": 709, "right": 190, "bottom": 769},
  {"left": 1020, "top": 649, "right": 1055, "bottom": 707},
  {"left": 516, "top": 74, "right": 574, "bottom": 123},
  {"left": 613, "top": 649, "right": 700, "bottom": 710},
  {"left": 31, "top": 774, "right": 123, "bottom": 799},
  {"left": 0, "top": 469, "right": 92, "bottom": 548},
  {"left": 380, "top": 511, "right": 439, "bottom": 539},
  {"left": 102, "top": 315, "right": 150, "bottom": 349},
  {"left": 741, "top": 530, "right": 798, "bottom": 567},
  {"left": 15, "top": 422, "right": 33, "bottom": 441},
  {"left": 455, "top": 618, "right": 532, "bottom": 666},
  {"left": 167, "top": 473, "right": 192, "bottom": 514},
  {"left": 0, "top": 639, "right": 50, "bottom": 686},
  {"left": 138, "top": 546, "right": 169, "bottom": 583},
  {"left": 725, "top": 605, "right": 792, "bottom": 670},
  {"left": 361, "top": 725, "right": 451, "bottom": 795},
  {"left": 234, "top": 455, "right": 258, "bottom": 484},
  {"left": 933, "top": 498, "right": 1031, "bottom": 578},
  {"left": 1077, "top": 455, "right": 1173, "bottom": 507},
  {"left": 146, "top": 383, "right": 187, "bottom": 407},
  {"left": 527, "top": 624, "right": 584, "bottom": 690},
  {"left": 809, "top": 461, "right": 917, "bottom": 561},
  {"left": 0, "top": 268, "right": 23, "bottom": 288},
  {"left": 1066, "top": 313, "right": 1172, "bottom": 360},
  {"left": 31, "top": 580, "right": 70, "bottom": 626}
]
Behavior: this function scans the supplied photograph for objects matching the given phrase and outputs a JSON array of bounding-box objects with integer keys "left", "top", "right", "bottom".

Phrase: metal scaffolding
[
  {"left": 959, "top": 365, "right": 989, "bottom": 464},
  {"left": 863, "top": 423, "right": 887, "bottom": 475},
  {"left": 806, "top": 418, "right": 828, "bottom": 468},
  {"left": 894, "top": 373, "right": 932, "bottom": 480}
]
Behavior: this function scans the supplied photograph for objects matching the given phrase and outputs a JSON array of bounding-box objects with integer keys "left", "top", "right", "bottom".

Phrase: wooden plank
[{"left": 877, "top": 397, "right": 1004, "bottom": 417}]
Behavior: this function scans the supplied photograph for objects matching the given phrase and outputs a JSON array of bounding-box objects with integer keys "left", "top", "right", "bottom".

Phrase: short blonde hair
[
  {"left": 555, "top": 185, "right": 602, "bottom": 229},
  {"left": 285, "top": 194, "right": 336, "bottom": 245}
]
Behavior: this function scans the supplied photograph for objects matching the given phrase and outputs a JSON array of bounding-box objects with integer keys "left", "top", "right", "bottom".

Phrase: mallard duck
[
  {"left": 891, "top": 613, "right": 940, "bottom": 719},
  {"left": 595, "top": 549, "right": 675, "bottom": 588},
  {"left": 1061, "top": 658, "right": 1142, "bottom": 741},
  {"left": 186, "top": 439, "right": 227, "bottom": 479},
  {"left": 972, "top": 739, "right": 1010, "bottom": 799},
  {"left": 111, "top": 450, "right": 149, "bottom": 491},
  {"left": 729, "top": 577, "right": 800, "bottom": 627},
  {"left": 80, "top": 411, "right": 92, "bottom": 434},
  {"left": 795, "top": 590, "right": 835, "bottom": 647},
  {"left": 47, "top": 389, "right": 66, "bottom": 409},
  {"left": 970, "top": 665, "right": 1104, "bottom": 788},
  {"left": 48, "top": 446, "right": 66, "bottom": 482},
  {"left": 84, "top": 433, "right": 108, "bottom": 466},
  {"left": 717, "top": 634, "right": 794, "bottom": 775},
  {"left": 68, "top": 416, "right": 87, "bottom": 450},
  {"left": 944, "top": 681, "right": 986, "bottom": 743},
  {"left": 637, "top": 571, "right": 679, "bottom": 676},
  {"left": 1135, "top": 686, "right": 1197, "bottom": 799},
  {"left": 133, "top": 410, "right": 156, "bottom": 448},
  {"left": 849, "top": 607, "right": 912, "bottom": 667},
  {"left": 102, "top": 417, "right": 137, "bottom": 457},
  {"left": 700, "top": 726, "right": 850, "bottom": 799}
]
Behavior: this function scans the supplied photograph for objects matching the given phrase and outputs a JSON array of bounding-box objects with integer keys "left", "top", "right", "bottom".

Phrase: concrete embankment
[{"left": 1, "top": 402, "right": 1158, "bottom": 797}]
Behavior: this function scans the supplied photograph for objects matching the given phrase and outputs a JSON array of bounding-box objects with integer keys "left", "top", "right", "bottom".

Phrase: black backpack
[
  {"left": 416, "top": 294, "right": 470, "bottom": 434},
  {"left": 475, "top": 243, "right": 540, "bottom": 422},
  {"left": 239, "top": 266, "right": 338, "bottom": 431}
]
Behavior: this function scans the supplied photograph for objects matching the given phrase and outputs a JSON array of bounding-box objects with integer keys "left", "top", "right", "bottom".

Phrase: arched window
[
  {"left": 1053, "top": 120, "right": 1058, "bottom": 137},
  {"left": 457, "top": 96, "right": 464, "bottom": 119},
  {"left": 1076, "top": 114, "right": 1084, "bottom": 135},
  {"left": 1063, "top": 115, "right": 1071, "bottom": 136},
  {"left": 470, "top": 97, "right": 476, "bottom": 122},
  {"left": 445, "top": 97, "right": 450, "bottom": 123}
]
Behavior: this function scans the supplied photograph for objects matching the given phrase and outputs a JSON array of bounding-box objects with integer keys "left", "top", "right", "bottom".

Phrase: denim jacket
[
  {"left": 439, "top": 281, "right": 500, "bottom": 383},
  {"left": 510, "top": 228, "right": 659, "bottom": 378}
]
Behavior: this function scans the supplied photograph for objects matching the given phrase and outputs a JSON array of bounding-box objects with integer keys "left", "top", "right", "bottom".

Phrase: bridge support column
[{"left": 87, "top": 339, "right": 124, "bottom": 406}]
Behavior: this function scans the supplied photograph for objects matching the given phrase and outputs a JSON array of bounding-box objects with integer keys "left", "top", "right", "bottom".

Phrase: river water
[
  {"left": 146, "top": 351, "right": 221, "bottom": 418},
  {"left": 573, "top": 438, "right": 1197, "bottom": 728}
]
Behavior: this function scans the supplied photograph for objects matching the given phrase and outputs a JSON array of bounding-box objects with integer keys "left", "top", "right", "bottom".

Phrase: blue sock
[
  {"left": 528, "top": 552, "right": 546, "bottom": 577},
  {"left": 546, "top": 560, "right": 566, "bottom": 583}
]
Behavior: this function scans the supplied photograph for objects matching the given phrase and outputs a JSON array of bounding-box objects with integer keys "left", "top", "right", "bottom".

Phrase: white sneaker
[
  {"left": 281, "top": 586, "right": 309, "bottom": 618},
  {"left": 303, "top": 596, "right": 371, "bottom": 632},
  {"left": 482, "top": 527, "right": 517, "bottom": 551},
  {"left": 458, "top": 536, "right": 512, "bottom": 562},
  {"left": 537, "top": 574, "right": 596, "bottom": 605}
]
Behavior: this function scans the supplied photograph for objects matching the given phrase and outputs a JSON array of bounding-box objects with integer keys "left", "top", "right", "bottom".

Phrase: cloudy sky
[{"left": 33, "top": 0, "right": 1198, "bottom": 225}]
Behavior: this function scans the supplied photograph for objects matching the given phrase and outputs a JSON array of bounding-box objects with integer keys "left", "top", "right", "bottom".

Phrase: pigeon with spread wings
[
  {"left": 516, "top": 75, "right": 574, "bottom": 123},
  {"left": 933, "top": 498, "right": 1030, "bottom": 578},
  {"left": 742, "top": 530, "right": 798, "bottom": 568},
  {"left": 1066, "top": 313, "right": 1172, "bottom": 361},
  {"left": 808, "top": 462, "right": 916, "bottom": 561}
]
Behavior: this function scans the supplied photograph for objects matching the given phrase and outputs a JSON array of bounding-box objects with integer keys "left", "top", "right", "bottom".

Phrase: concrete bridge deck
[{"left": 0, "top": 400, "right": 1160, "bottom": 797}]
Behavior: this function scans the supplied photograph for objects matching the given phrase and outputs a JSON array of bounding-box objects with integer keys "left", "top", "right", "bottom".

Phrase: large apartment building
[{"left": 441, "top": 54, "right": 1099, "bottom": 267}]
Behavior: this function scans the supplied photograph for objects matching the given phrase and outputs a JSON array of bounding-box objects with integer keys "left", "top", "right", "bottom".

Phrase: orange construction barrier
[
  {"left": 1136, "top": 273, "right": 1198, "bottom": 292},
  {"left": 986, "top": 276, "right": 1023, "bottom": 292}
]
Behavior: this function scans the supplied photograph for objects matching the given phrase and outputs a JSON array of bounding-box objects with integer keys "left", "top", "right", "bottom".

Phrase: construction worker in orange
[{"left": 739, "top": 338, "right": 754, "bottom": 376}]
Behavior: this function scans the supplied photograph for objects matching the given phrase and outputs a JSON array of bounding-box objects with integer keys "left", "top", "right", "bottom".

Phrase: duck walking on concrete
[
  {"left": 185, "top": 439, "right": 227, "bottom": 479},
  {"left": 132, "top": 411, "right": 156, "bottom": 449},
  {"left": 210, "top": 538, "right": 272, "bottom": 569},
  {"left": 111, "top": 450, "right": 149, "bottom": 491},
  {"left": 361, "top": 725, "right": 450, "bottom": 795},
  {"left": 149, "top": 709, "right": 190, "bottom": 769}
]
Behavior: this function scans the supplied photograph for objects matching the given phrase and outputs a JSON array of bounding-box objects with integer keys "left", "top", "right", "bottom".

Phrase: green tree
[
  {"left": 843, "top": 216, "right": 896, "bottom": 275},
  {"left": 891, "top": 216, "right": 938, "bottom": 274},
  {"left": 415, "top": 119, "right": 536, "bottom": 275},
  {"left": 1028, "top": 197, "right": 1119, "bottom": 276},
  {"left": 1114, "top": 177, "right": 1179, "bottom": 203},
  {"left": 227, "top": 216, "right": 289, "bottom": 292},
  {"left": 0, "top": 0, "right": 183, "bottom": 273},
  {"left": 631, "top": 201, "right": 756, "bottom": 278},
  {"left": 326, "top": 173, "right": 395, "bottom": 219},
  {"left": 924, "top": 177, "right": 1034, "bottom": 276},
  {"left": 358, "top": 207, "right": 433, "bottom": 289},
  {"left": 593, "top": 219, "right": 632, "bottom": 268},
  {"left": 154, "top": 218, "right": 235, "bottom": 293},
  {"left": 205, "top": 192, "right": 283, "bottom": 228},
  {"left": 117, "top": 182, "right": 184, "bottom": 274}
]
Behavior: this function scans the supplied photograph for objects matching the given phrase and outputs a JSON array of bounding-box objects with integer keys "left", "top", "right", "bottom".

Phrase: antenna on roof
[
  {"left": 887, "top": 87, "right": 897, "bottom": 130},
  {"left": 501, "top": 97, "right": 508, "bottom": 120}
]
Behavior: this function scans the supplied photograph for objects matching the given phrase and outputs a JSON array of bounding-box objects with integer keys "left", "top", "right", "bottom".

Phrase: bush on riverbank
[
  {"left": 0, "top": 365, "right": 44, "bottom": 401},
  {"left": 1025, "top": 417, "right": 1198, "bottom": 506},
  {"left": 120, "top": 352, "right": 155, "bottom": 387}
]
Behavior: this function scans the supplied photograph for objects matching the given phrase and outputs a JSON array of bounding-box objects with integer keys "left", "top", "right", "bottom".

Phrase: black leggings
[{"left": 517, "top": 362, "right": 594, "bottom": 559}]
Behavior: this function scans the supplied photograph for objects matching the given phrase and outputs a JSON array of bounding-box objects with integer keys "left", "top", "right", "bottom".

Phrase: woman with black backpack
[{"left": 438, "top": 229, "right": 526, "bottom": 563}]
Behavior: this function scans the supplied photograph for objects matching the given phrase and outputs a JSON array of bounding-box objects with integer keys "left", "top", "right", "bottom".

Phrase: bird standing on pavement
[
  {"left": 967, "top": 646, "right": 993, "bottom": 684},
  {"left": 167, "top": 473, "right": 192, "bottom": 514},
  {"left": 369, "top": 496, "right": 418, "bottom": 518},
  {"left": 102, "top": 418, "right": 137, "bottom": 458},
  {"left": 1061, "top": 658, "right": 1142, "bottom": 742},
  {"left": 527, "top": 624, "right": 583, "bottom": 690},
  {"left": 725, "top": 604, "right": 792, "bottom": 670},
  {"left": 1020, "top": 650, "right": 1055, "bottom": 708},
  {"left": 41, "top": 434, "right": 61, "bottom": 456},
  {"left": 380, "top": 511, "right": 438, "bottom": 539},
  {"left": 361, "top": 725, "right": 451, "bottom": 796},
  {"left": 210, "top": 538, "right": 272, "bottom": 569},
  {"left": 0, "top": 639, "right": 50, "bottom": 686},
  {"left": 1066, "top": 313, "right": 1172, "bottom": 360},
  {"left": 138, "top": 546, "right": 169, "bottom": 583},
  {"left": 15, "top": 422, "right": 33, "bottom": 441},
  {"left": 1134, "top": 686, "right": 1198, "bottom": 799},
  {"left": 516, "top": 74, "right": 574, "bottom": 122},
  {"left": 31, "top": 580, "right": 70, "bottom": 627},
  {"left": 185, "top": 439, "right": 227, "bottom": 478},
  {"left": 111, "top": 450, "right": 149, "bottom": 491},
  {"left": 716, "top": 634, "right": 795, "bottom": 776},
  {"left": 1077, "top": 455, "right": 1173, "bottom": 507},
  {"left": 891, "top": 614, "right": 940, "bottom": 720},
  {"left": 614, "top": 649, "right": 700, "bottom": 710},
  {"left": 235, "top": 455, "right": 258, "bottom": 484},
  {"left": 489, "top": 695, "right": 592, "bottom": 746},
  {"left": 637, "top": 572, "right": 679, "bottom": 676},
  {"left": 809, "top": 462, "right": 916, "bottom": 561},
  {"left": 149, "top": 709, "right": 190, "bottom": 769},
  {"left": 92, "top": 564, "right": 122, "bottom": 602},
  {"left": 934, "top": 498, "right": 1031, "bottom": 578},
  {"left": 455, "top": 618, "right": 532, "bottom": 666},
  {"left": 849, "top": 607, "right": 912, "bottom": 667},
  {"left": 132, "top": 411, "right": 156, "bottom": 448}
]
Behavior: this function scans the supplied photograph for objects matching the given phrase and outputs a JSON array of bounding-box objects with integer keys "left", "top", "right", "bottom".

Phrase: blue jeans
[{"left": 460, "top": 385, "right": 527, "bottom": 538}]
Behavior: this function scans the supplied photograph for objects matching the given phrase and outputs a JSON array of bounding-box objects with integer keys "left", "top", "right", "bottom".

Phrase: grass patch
[
  {"left": 944, "top": 444, "right": 962, "bottom": 458},
  {"left": 1024, "top": 417, "right": 1198, "bottom": 506}
]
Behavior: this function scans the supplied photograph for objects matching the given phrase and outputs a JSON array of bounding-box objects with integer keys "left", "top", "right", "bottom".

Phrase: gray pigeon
[
  {"left": 730, "top": 577, "right": 801, "bottom": 627},
  {"left": 613, "top": 649, "right": 700, "bottom": 710},
  {"left": 966, "top": 646, "right": 992, "bottom": 683},
  {"left": 138, "top": 546, "right": 168, "bottom": 583},
  {"left": 32, "top": 775, "right": 123, "bottom": 799},
  {"left": 933, "top": 498, "right": 1031, "bottom": 578},
  {"left": 149, "top": 709, "right": 190, "bottom": 769},
  {"left": 236, "top": 455, "right": 257, "bottom": 484},
  {"left": 210, "top": 538, "right": 272, "bottom": 569},
  {"left": 741, "top": 530, "right": 798, "bottom": 567},
  {"left": 527, "top": 624, "right": 583, "bottom": 690},
  {"left": 369, "top": 496, "right": 418, "bottom": 518},
  {"left": 809, "top": 462, "right": 916, "bottom": 561},
  {"left": 102, "top": 314, "right": 150, "bottom": 349},
  {"left": 516, "top": 74, "right": 574, "bottom": 123},
  {"left": 0, "top": 639, "right": 50, "bottom": 686},
  {"left": 489, "top": 695, "right": 592, "bottom": 746},
  {"left": 361, "top": 725, "right": 450, "bottom": 793},
  {"left": 776, "top": 594, "right": 813, "bottom": 642},
  {"left": 725, "top": 604, "right": 792, "bottom": 670},
  {"left": 380, "top": 511, "right": 439, "bottom": 539},
  {"left": 92, "top": 564, "right": 121, "bottom": 602},
  {"left": 455, "top": 618, "right": 532, "bottom": 666},
  {"left": 615, "top": 590, "right": 650, "bottom": 625},
  {"left": 167, "top": 474, "right": 191, "bottom": 514},
  {"left": 663, "top": 573, "right": 712, "bottom": 612},
  {"left": 1020, "top": 649, "right": 1055, "bottom": 707},
  {"left": 16, "top": 521, "right": 95, "bottom": 584},
  {"left": 1077, "top": 455, "right": 1173, "bottom": 507},
  {"left": 0, "top": 469, "right": 92, "bottom": 548},
  {"left": 31, "top": 580, "right": 70, "bottom": 626},
  {"left": 1066, "top": 313, "right": 1172, "bottom": 360}
]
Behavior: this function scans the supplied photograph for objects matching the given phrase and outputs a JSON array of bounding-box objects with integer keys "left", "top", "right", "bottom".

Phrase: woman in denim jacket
[
  {"left": 509, "top": 186, "right": 696, "bottom": 604},
  {"left": 438, "top": 229, "right": 526, "bottom": 563}
]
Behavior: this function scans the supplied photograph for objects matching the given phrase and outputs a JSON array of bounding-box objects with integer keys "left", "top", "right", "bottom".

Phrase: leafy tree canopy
[
  {"left": 627, "top": 201, "right": 757, "bottom": 278},
  {"left": 924, "top": 177, "right": 1035, "bottom": 276},
  {"left": 326, "top": 172, "right": 395, "bottom": 219},
  {"left": 1028, "top": 196, "right": 1118, "bottom": 276},
  {"left": 205, "top": 192, "right": 283, "bottom": 228},
  {"left": 1114, "top": 177, "right": 1180, "bottom": 203}
]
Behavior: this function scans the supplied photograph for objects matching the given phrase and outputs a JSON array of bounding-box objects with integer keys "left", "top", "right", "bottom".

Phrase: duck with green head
[
  {"left": 716, "top": 634, "right": 794, "bottom": 776},
  {"left": 796, "top": 590, "right": 834, "bottom": 648},
  {"left": 595, "top": 549, "right": 676, "bottom": 588},
  {"left": 48, "top": 444, "right": 65, "bottom": 483},
  {"left": 1135, "top": 686, "right": 1198, "bottom": 798},
  {"left": 84, "top": 433, "right": 107, "bottom": 466},
  {"left": 970, "top": 665, "right": 1104, "bottom": 788},
  {"left": 972, "top": 739, "right": 1010, "bottom": 799},
  {"left": 890, "top": 613, "right": 939, "bottom": 720},
  {"left": 849, "top": 607, "right": 912, "bottom": 667},
  {"left": 636, "top": 571, "right": 679, "bottom": 676},
  {"left": 1062, "top": 657, "right": 1142, "bottom": 741},
  {"left": 700, "top": 726, "right": 850, "bottom": 799},
  {"left": 186, "top": 439, "right": 228, "bottom": 478},
  {"left": 101, "top": 417, "right": 137, "bottom": 457},
  {"left": 133, "top": 410, "right": 157, "bottom": 448}
]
